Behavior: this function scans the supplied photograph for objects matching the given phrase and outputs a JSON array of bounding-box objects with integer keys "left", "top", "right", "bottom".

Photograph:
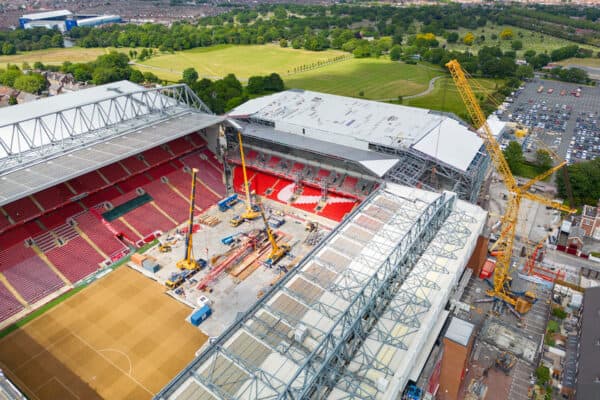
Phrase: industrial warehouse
[{"left": 0, "top": 61, "right": 593, "bottom": 400}]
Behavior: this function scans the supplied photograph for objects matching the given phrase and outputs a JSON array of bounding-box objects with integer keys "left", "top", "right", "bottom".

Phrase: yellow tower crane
[
  {"left": 177, "top": 168, "right": 201, "bottom": 271},
  {"left": 230, "top": 131, "right": 260, "bottom": 226},
  {"left": 256, "top": 198, "right": 290, "bottom": 265},
  {"left": 446, "top": 60, "right": 575, "bottom": 315}
]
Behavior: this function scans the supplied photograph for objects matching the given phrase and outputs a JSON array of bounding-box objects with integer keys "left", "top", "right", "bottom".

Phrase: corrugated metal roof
[
  {"left": 444, "top": 317, "right": 475, "bottom": 347},
  {"left": 577, "top": 286, "right": 600, "bottom": 400}
]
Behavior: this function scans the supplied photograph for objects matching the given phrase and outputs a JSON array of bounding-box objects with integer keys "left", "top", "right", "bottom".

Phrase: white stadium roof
[
  {"left": 156, "top": 182, "right": 486, "bottom": 400},
  {"left": 0, "top": 81, "right": 219, "bottom": 206},
  {"left": 228, "top": 90, "right": 484, "bottom": 172},
  {"left": 21, "top": 9, "right": 72, "bottom": 20}
]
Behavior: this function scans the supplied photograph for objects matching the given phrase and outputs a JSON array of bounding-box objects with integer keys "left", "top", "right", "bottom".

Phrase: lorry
[{"left": 218, "top": 194, "right": 239, "bottom": 212}]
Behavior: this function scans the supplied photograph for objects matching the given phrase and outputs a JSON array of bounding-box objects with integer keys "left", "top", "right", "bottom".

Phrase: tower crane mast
[{"left": 446, "top": 60, "right": 574, "bottom": 314}]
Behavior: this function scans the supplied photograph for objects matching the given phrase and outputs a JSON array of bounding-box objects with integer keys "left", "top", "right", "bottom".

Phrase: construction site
[{"left": 0, "top": 60, "right": 593, "bottom": 400}]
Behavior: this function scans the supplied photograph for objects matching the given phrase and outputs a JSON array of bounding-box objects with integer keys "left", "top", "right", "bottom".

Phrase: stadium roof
[
  {"left": 234, "top": 121, "right": 400, "bottom": 177},
  {"left": 156, "top": 182, "right": 486, "bottom": 400},
  {"left": 228, "top": 90, "right": 484, "bottom": 172},
  {"left": 0, "top": 81, "right": 220, "bottom": 206},
  {"left": 21, "top": 9, "right": 72, "bottom": 20}
]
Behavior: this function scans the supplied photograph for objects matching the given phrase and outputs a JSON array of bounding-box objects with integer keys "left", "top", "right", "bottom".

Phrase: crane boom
[
  {"left": 446, "top": 59, "right": 575, "bottom": 314},
  {"left": 177, "top": 168, "right": 200, "bottom": 270},
  {"left": 235, "top": 131, "right": 260, "bottom": 222}
]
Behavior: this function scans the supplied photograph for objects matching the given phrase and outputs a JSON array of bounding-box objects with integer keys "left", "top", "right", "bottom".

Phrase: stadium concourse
[{"left": 0, "top": 81, "right": 226, "bottom": 325}]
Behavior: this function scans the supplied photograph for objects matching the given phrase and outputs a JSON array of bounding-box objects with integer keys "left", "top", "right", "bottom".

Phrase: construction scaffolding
[{"left": 156, "top": 183, "right": 486, "bottom": 400}]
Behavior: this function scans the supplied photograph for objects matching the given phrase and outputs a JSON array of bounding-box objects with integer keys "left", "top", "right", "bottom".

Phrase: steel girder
[{"left": 276, "top": 193, "right": 455, "bottom": 400}]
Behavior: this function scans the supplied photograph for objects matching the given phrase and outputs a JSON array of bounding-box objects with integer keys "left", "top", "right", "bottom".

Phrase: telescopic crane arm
[
  {"left": 446, "top": 60, "right": 575, "bottom": 314},
  {"left": 177, "top": 168, "right": 200, "bottom": 270},
  {"left": 237, "top": 131, "right": 260, "bottom": 220}
]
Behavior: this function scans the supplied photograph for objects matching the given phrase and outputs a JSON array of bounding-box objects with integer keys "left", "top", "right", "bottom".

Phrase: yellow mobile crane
[
  {"left": 256, "top": 199, "right": 290, "bottom": 265},
  {"left": 177, "top": 168, "right": 201, "bottom": 271},
  {"left": 446, "top": 60, "right": 575, "bottom": 315},
  {"left": 230, "top": 131, "right": 260, "bottom": 226}
]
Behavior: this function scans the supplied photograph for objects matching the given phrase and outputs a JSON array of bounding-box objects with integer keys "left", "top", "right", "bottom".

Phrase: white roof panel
[
  {"left": 229, "top": 90, "right": 483, "bottom": 171},
  {"left": 22, "top": 9, "right": 72, "bottom": 20},
  {"left": 412, "top": 119, "right": 483, "bottom": 172}
]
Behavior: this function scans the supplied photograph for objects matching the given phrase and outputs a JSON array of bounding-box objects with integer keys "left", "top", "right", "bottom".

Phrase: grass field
[
  {"left": 403, "top": 76, "right": 500, "bottom": 119},
  {"left": 285, "top": 58, "right": 444, "bottom": 99},
  {"left": 0, "top": 47, "right": 130, "bottom": 69},
  {"left": 137, "top": 44, "right": 346, "bottom": 81},
  {"left": 0, "top": 267, "right": 206, "bottom": 400},
  {"left": 443, "top": 25, "right": 599, "bottom": 57}
]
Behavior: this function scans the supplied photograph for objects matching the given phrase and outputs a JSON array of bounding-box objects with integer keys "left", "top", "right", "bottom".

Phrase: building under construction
[
  {"left": 227, "top": 90, "right": 491, "bottom": 203},
  {"left": 156, "top": 183, "right": 487, "bottom": 399}
]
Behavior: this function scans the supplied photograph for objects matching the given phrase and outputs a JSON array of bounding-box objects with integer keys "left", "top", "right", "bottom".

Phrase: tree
[
  {"left": 516, "top": 64, "right": 534, "bottom": 80},
  {"left": 504, "top": 141, "right": 524, "bottom": 175},
  {"left": 500, "top": 28, "right": 514, "bottom": 40},
  {"left": 556, "top": 158, "right": 600, "bottom": 206},
  {"left": 535, "top": 366, "right": 551, "bottom": 386},
  {"left": 551, "top": 307, "right": 568, "bottom": 319},
  {"left": 535, "top": 149, "right": 553, "bottom": 171},
  {"left": 247, "top": 76, "right": 265, "bottom": 94},
  {"left": 463, "top": 32, "right": 475, "bottom": 46},
  {"left": 143, "top": 71, "right": 160, "bottom": 83},
  {"left": 279, "top": 38, "right": 288, "bottom": 48},
  {"left": 13, "top": 73, "right": 48, "bottom": 94},
  {"left": 389, "top": 45, "right": 402, "bottom": 61},
  {"left": 446, "top": 32, "right": 459, "bottom": 43},
  {"left": 511, "top": 40, "right": 523, "bottom": 50},
  {"left": 8, "top": 95, "right": 17, "bottom": 105},
  {"left": 182, "top": 67, "right": 199, "bottom": 85},
  {"left": 1, "top": 43, "right": 16, "bottom": 55},
  {"left": 273, "top": 6, "right": 287, "bottom": 20},
  {"left": 264, "top": 73, "right": 284, "bottom": 92},
  {"left": 129, "top": 69, "right": 144, "bottom": 83}
]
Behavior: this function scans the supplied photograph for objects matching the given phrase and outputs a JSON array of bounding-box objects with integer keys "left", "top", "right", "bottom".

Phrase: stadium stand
[
  {"left": 38, "top": 203, "right": 84, "bottom": 230},
  {"left": 143, "top": 180, "right": 189, "bottom": 223},
  {"left": 119, "top": 156, "right": 147, "bottom": 174},
  {"left": 142, "top": 147, "right": 171, "bottom": 166},
  {"left": 98, "top": 163, "right": 129, "bottom": 183},
  {"left": 81, "top": 186, "right": 122, "bottom": 209},
  {"left": 68, "top": 171, "right": 108, "bottom": 193},
  {"left": 3, "top": 197, "right": 42, "bottom": 223},
  {"left": 3, "top": 253, "right": 65, "bottom": 304},
  {"left": 0, "top": 284, "right": 23, "bottom": 322},
  {"left": 45, "top": 236, "right": 104, "bottom": 283},
  {"left": 33, "top": 184, "right": 76, "bottom": 211},
  {"left": 74, "top": 212, "right": 128, "bottom": 258},
  {"left": 2, "top": 223, "right": 43, "bottom": 250},
  {"left": 0, "top": 214, "right": 10, "bottom": 231}
]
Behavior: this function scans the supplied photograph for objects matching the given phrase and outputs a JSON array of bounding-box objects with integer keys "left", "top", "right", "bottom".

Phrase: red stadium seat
[
  {"left": 3, "top": 197, "right": 42, "bottom": 223},
  {"left": 68, "top": 171, "right": 107, "bottom": 194},
  {"left": 2, "top": 245, "right": 65, "bottom": 304},
  {"left": 46, "top": 237, "right": 104, "bottom": 283},
  {"left": 119, "top": 156, "right": 147, "bottom": 174},
  {"left": 81, "top": 186, "right": 122, "bottom": 208},
  {"left": 0, "top": 283, "right": 23, "bottom": 322},
  {"left": 33, "top": 184, "right": 75, "bottom": 211},
  {"left": 98, "top": 163, "right": 130, "bottom": 183},
  {"left": 38, "top": 203, "right": 84, "bottom": 230},
  {"left": 74, "top": 212, "right": 128, "bottom": 257},
  {"left": 167, "top": 137, "right": 195, "bottom": 156},
  {"left": 142, "top": 147, "right": 171, "bottom": 166}
]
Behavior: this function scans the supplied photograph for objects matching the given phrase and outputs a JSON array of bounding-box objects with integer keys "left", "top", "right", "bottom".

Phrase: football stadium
[{"left": 0, "top": 81, "right": 489, "bottom": 400}]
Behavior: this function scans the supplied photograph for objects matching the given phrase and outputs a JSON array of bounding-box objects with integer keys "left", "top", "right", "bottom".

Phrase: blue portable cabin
[
  {"left": 218, "top": 194, "right": 238, "bottom": 212},
  {"left": 190, "top": 305, "right": 212, "bottom": 326}
]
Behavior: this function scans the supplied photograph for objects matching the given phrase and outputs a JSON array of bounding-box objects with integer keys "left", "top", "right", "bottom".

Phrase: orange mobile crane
[
  {"left": 446, "top": 60, "right": 575, "bottom": 315},
  {"left": 177, "top": 168, "right": 201, "bottom": 271}
]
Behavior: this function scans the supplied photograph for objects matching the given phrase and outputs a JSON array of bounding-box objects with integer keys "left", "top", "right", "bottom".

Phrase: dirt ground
[{"left": 0, "top": 267, "right": 207, "bottom": 400}]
